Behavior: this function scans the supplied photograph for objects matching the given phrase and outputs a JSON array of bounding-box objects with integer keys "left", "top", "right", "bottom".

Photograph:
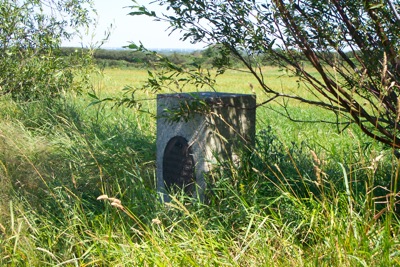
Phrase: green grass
[{"left": 0, "top": 67, "right": 399, "bottom": 266}]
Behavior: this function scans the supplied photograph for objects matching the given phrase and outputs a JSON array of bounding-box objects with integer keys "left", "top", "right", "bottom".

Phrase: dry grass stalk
[
  {"left": 368, "top": 153, "right": 384, "bottom": 173},
  {"left": 0, "top": 222, "right": 5, "bottom": 234},
  {"left": 310, "top": 150, "right": 321, "bottom": 166},
  {"left": 310, "top": 150, "right": 327, "bottom": 187},
  {"left": 97, "top": 194, "right": 124, "bottom": 210}
]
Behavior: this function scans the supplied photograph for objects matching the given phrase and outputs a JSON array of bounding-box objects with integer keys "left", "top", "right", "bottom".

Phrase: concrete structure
[{"left": 156, "top": 92, "right": 256, "bottom": 201}]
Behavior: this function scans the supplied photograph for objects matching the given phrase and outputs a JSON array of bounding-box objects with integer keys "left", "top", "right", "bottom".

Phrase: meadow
[{"left": 0, "top": 66, "right": 399, "bottom": 266}]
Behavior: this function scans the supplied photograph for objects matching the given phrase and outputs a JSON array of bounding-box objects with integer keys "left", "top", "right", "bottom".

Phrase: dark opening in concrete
[{"left": 162, "top": 136, "right": 195, "bottom": 193}]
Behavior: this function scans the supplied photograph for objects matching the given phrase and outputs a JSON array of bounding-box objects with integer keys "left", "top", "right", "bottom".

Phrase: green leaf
[
  {"left": 87, "top": 92, "right": 99, "bottom": 100},
  {"left": 125, "top": 43, "right": 139, "bottom": 50},
  {"left": 127, "top": 6, "right": 156, "bottom": 17}
]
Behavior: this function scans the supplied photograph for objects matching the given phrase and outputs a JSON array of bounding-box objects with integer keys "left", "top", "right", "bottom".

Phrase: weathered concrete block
[{"left": 156, "top": 92, "right": 256, "bottom": 201}]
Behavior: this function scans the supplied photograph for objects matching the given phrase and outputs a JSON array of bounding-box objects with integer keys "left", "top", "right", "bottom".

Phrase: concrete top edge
[{"left": 157, "top": 92, "right": 255, "bottom": 99}]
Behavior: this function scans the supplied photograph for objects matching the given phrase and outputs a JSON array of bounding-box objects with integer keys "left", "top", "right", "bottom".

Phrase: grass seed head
[
  {"left": 152, "top": 218, "right": 162, "bottom": 225},
  {"left": 97, "top": 194, "right": 109, "bottom": 200},
  {"left": 310, "top": 150, "right": 321, "bottom": 166},
  {"left": 111, "top": 202, "right": 124, "bottom": 210},
  {"left": 108, "top": 197, "right": 121, "bottom": 204}
]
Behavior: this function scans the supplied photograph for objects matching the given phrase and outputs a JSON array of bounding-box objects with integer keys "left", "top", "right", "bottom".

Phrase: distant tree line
[
  {"left": 59, "top": 46, "right": 293, "bottom": 69},
  {"left": 61, "top": 47, "right": 228, "bottom": 69},
  {"left": 60, "top": 46, "right": 358, "bottom": 70}
]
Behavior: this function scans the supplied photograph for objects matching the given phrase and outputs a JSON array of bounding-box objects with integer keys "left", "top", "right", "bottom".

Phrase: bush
[{"left": 0, "top": 0, "right": 94, "bottom": 101}]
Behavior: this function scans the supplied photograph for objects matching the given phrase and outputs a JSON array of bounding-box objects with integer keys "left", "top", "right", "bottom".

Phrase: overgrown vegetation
[
  {"left": 1, "top": 66, "right": 399, "bottom": 265},
  {"left": 0, "top": 0, "right": 400, "bottom": 265},
  {"left": 0, "top": 0, "right": 95, "bottom": 101}
]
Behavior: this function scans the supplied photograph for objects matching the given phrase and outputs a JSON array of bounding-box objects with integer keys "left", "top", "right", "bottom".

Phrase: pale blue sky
[{"left": 63, "top": 0, "right": 205, "bottom": 49}]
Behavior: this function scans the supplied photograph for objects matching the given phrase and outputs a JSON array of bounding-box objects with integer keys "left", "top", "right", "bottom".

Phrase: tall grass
[{"left": 0, "top": 68, "right": 399, "bottom": 266}]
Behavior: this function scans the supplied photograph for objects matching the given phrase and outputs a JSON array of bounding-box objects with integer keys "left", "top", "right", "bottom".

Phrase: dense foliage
[{"left": 0, "top": 0, "right": 94, "bottom": 101}]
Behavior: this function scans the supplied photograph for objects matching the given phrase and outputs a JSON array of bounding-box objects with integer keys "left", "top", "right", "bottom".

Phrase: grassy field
[{"left": 0, "top": 67, "right": 399, "bottom": 266}]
